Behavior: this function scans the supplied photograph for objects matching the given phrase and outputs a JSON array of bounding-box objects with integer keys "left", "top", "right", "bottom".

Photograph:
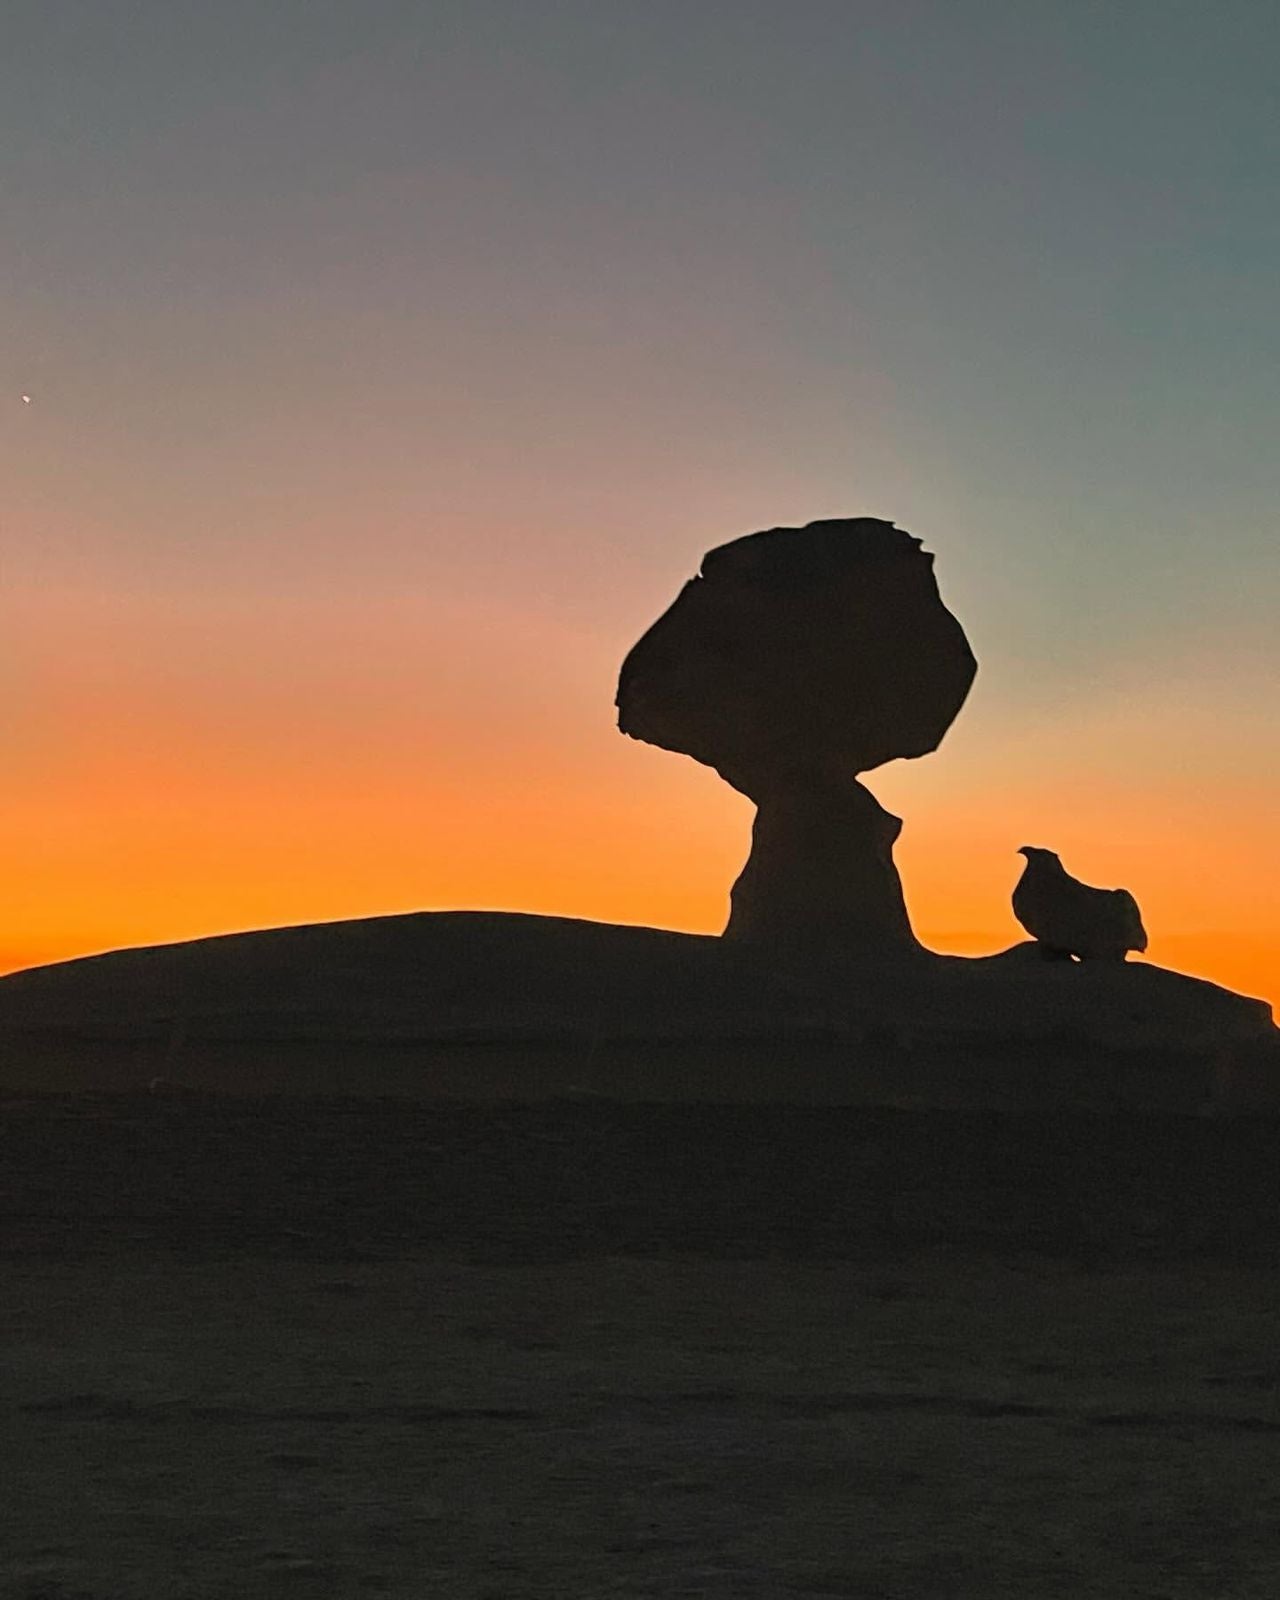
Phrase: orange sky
[
  {"left": 4, "top": 746, "right": 1275, "bottom": 1010},
  {"left": 4, "top": 585, "right": 1276, "bottom": 1011}
]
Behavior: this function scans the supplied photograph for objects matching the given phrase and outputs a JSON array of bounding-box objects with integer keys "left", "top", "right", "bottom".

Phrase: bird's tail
[{"left": 1112, "top": 889, "right": 1148, "bottom": 953}]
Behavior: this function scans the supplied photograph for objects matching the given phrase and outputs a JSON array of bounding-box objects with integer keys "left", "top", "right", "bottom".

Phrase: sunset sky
[{"left": 5, "top": 1, "right": 1278, "bottom": 1005}]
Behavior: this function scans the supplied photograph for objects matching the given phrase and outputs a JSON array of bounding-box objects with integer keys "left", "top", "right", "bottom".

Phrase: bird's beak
[{"left": 1016, "top": 846, "right": 1030, "bottom": 857}]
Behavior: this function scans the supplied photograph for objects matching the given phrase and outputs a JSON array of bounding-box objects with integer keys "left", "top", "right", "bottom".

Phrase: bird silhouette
[{"left": 1012, "top": 847, "right": 1147, "bottom": 962}]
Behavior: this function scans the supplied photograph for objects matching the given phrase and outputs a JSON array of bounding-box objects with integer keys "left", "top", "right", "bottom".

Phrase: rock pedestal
[{"left": 724, "top": 777, "right": 917, "bottom": 961}]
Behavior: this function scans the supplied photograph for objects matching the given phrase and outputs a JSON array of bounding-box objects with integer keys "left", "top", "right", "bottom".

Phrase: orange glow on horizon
[
  {"left": 2, "top": 747, "right": 1275, "bottom": 1012},
  {"left": 5, "top": 591, "right": 1276, "bottom": 1013}
]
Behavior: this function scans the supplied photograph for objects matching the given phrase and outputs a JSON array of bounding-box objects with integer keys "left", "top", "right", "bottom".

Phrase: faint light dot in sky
[{"left": 21, "top": 394, "right": 31, "bottom": 404}]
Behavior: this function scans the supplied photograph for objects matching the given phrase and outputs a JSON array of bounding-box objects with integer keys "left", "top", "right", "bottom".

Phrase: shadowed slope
[
  {"left": 0, "top": 913, "right": 808, "bottom": 1040},
  {"left": 0, "top": 912, "right": 1274, "bottom": 1109}
]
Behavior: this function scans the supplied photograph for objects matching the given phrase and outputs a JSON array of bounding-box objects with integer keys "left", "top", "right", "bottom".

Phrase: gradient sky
[{"left": 5, "top": 0, "right": 1278, "bottom": 1004}]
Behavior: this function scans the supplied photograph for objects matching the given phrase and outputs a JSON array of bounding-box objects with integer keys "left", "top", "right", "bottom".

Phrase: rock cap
[{"left": 617, "top": 517, "right": 976, "bottom": 797}]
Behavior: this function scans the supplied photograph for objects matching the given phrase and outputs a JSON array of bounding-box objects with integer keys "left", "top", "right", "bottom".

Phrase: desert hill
[
  {"left": 0, "top": 911, "right": 1274, "bottom": 1109},
  {"left": 0, "top": 912, "right": 798, "bottom": 1041}
]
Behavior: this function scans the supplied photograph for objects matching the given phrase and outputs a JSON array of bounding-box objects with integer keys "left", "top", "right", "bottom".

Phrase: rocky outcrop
[{"left": 617, "top": 518, "right": 976, "bottom": 962}]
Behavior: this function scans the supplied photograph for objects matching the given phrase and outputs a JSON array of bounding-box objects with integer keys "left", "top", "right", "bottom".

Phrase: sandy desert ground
[{"left": 4, "top": 1092, "right": 1280, "bottom": 1598}]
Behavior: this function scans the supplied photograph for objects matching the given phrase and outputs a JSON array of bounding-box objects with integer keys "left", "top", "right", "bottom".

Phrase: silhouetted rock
[
  {"left": 617, "top": 518, "right": 975, "bottom": 960},
  {"left": 618, "top": 519, "right": 976, "bottom": 792}
]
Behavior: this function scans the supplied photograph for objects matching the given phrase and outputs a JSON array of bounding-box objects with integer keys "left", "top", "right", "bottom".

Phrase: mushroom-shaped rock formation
[{"left": 617, "top": 518, "right": 976, "bottom": 964}]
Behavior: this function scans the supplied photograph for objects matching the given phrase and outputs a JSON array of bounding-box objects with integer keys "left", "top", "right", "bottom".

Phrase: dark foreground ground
[{"left": 5, "top": 1093, "right": 1280, "bottom": 1598}]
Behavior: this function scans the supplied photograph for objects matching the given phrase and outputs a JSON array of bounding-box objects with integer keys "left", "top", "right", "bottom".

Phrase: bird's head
[{"left": 1017, "top": 845, "right": 1062, "bottom": 868}]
